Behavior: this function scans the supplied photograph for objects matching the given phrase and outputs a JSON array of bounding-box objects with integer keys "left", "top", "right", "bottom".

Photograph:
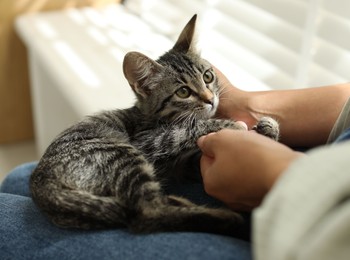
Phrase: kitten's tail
[{"left": 32, "top": 187, "right": 129, "bottom": 229}]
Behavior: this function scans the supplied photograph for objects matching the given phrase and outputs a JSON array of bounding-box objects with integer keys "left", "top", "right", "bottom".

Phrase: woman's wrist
[
  {"left": 213, "top": 66, "right": 271, "bottom": 128},
  {"left": 263, "top": 150, "right": 305, "bottom": 192},
  {"left": 217, "top": 86, "right": 262, "bottom": 129}
]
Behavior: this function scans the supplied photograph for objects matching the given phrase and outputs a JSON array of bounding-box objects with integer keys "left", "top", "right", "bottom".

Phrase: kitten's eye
[
  {"left": 175, "top": 87, "right": 192, "bottom": 98},
  {"left": 203, "top": 70, "right": 214, "bottom": 83}
]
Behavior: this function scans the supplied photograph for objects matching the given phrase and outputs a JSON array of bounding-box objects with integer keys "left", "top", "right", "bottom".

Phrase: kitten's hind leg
[
  {"left": 130, "top": 195, "right": 245, "bottom": 237},
  {"left": 99, "top": 146, "right": 244, "bottom": 236}
]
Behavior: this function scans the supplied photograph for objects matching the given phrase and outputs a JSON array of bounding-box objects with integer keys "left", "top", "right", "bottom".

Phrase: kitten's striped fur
[{"left": 30, "top": 15, "right": 279, "bottom": 235}]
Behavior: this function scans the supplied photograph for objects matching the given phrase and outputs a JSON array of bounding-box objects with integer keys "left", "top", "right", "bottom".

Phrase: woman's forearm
[
  {"left": 248, "top": 84, "right": 350, "bottom": 147},
  {"left": 218, "top": 81, "right": 350, "bottom": 147}
]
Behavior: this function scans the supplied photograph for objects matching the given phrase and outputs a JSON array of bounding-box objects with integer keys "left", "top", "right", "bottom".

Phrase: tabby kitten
[{"left": 30, "top": 15, "right": 279, "bottom": 235}]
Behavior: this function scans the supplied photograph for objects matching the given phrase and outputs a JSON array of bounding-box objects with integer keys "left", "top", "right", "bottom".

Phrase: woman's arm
[{"left": 215, "top": 68, "right": 350, "bottom": 147}]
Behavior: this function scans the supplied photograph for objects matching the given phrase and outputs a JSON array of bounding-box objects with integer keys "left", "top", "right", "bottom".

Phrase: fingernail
[
  {"left": 197, "top": 132, "right": 215, "bottom": 148},
  {"left": 197, "top": 135, "right": 206, "bottom": 147},
  {"left": 236, "top": 121, "right": 248, "bottom": 130}
]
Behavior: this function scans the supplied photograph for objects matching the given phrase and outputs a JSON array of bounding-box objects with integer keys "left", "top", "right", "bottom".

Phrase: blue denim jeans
[
  {"left": 0, "top": 162, "right": 251, "bottom": 260},
  {"left": 335, "top": 127, "right": 350, "bottom": 143}
]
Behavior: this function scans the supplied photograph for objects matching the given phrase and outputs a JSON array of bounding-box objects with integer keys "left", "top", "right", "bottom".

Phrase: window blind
[{"left": 124, "top": 0, "right": 350, "bottom": 91}]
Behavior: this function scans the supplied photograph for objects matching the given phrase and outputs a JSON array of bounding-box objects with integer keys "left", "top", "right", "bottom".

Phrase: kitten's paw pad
[{"left": 253, "top": 117, "right": 280, "bottom": 141}]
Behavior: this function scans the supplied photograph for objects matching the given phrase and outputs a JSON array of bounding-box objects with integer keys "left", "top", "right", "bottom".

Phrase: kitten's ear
[
  {"left": 123, "top": 51, "right": 163, "bottom": 97},
  {"left": 173, "top": 14, "right": 197, "bottom": 53}
]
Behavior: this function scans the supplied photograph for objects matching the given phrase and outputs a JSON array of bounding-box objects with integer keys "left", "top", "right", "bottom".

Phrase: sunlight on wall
[
  {"left": 28, "top": 4, "right": 179, "bottom": 91},
  {"left": 35, "top": 20, "right": 57, "bottom": 38},
  {"left": 53, "top": 41, "right": 101, "bottom": 88},
  {"left": 33, "top": 17, "right": 101, "bottom": 88}
]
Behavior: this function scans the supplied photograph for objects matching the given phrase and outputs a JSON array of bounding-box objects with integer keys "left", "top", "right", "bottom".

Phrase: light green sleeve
[{"left": 253, "top": 142, "right": 350, "bottom": 260}]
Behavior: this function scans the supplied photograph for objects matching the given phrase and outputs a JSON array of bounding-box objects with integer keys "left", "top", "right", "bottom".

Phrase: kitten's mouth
[
  {"left": 207, "top": 99, "right": 218, "bottom": 117},
  {"left": 208, "top": 107, "right": 217, "bottom": 117},
  {"left": 201, "top": 104, "right": 217, "bottom": 118}
]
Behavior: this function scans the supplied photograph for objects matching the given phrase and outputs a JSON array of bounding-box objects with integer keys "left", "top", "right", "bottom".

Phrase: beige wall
[{"left": 0, "top": 0, "right": 120, "bottom": 143}]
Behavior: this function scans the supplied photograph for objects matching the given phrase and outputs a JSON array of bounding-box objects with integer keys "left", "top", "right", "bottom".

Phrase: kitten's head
[{"left": 123, "top": 15, "right": 220, "bottom": 123}]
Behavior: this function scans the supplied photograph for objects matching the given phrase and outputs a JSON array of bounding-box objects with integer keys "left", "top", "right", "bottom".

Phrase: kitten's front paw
[
  {"left": 207, "top": 119, "right": 247, "bottom": 134},
  {"left": 252, "top": 117, "right": 279, "bottom": 141}
]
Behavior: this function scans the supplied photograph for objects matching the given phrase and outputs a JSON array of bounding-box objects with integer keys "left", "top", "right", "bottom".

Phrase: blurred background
[{"left": 1, "top": 0, "right": 350, "bottom": 181}]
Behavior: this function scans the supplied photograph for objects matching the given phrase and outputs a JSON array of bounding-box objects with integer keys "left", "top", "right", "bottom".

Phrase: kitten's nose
[
  {"left": 201, "top": 90, "right": 214, "bottom": 105},
  {"left": 203, "top": 98, "right": 214, "bottom": 105}
]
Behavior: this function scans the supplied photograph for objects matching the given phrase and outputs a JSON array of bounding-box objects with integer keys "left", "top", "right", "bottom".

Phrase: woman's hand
[
  {"left": 197, "top": 129, "right": 303, "bottom": 211},
  {"left": 214, "top": 67, "right": 258, "bottom": 129}
]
